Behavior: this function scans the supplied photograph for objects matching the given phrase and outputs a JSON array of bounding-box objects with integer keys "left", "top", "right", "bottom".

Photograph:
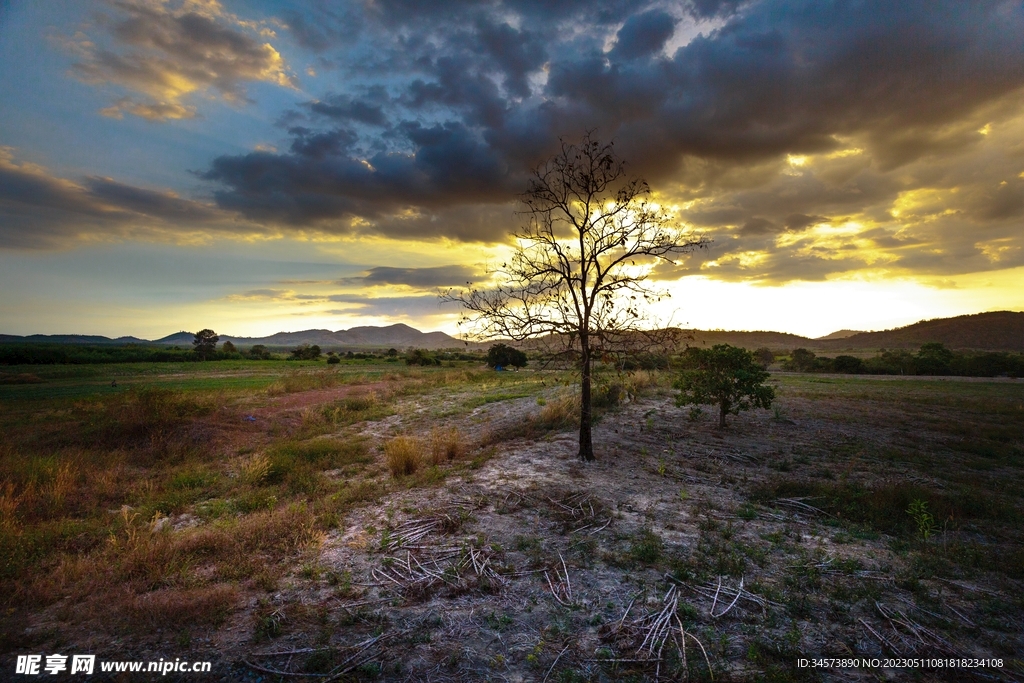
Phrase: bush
[
  {"left": 753, "top": 347, "right": 775, "bottom": 368},
  {"left": 326, "top": 355, "right": 341, "bottom": 365},
  {"left": 620, "top": 353, "right": 669, "bottom": 371},
  {"left": 248, "top": 345, "right": 272, "bottom": 360},
  {"left": 783, "top": 348, "right": 817, "bottom": 372},
  {"left": 832, "top": 355, "right": 863, "bottom": 373},
  {"left": 290, "top": 344, "right": 322, "bottom": 361},
  {"left": 486, "top": 344, "right": 528, "bottom": 369},
  {"left": 405, "top": 349, "right": 440, "bottom": 366},
  {"left": 384, "top": 437, "right": 421, "bottom": 476}
]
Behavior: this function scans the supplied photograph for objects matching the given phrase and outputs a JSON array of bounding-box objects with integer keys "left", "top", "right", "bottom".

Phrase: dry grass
[
  {"left": 123, "top": 584, "right": 237, "bottom": 629},
  {"left": 536, "top": 392, "right": 580, "bottom": 429},
  {"left": 240, "top": 453, "right": 273, "bottom": 486},
  {"left": 384, "top": 436, "right": 422, "bottom": 477},
  {"left": 429, "top": 426, "right": 465, "bottom": 465},
  {"left": 266, "top": 370, "right": 344, "bottom": 396}
]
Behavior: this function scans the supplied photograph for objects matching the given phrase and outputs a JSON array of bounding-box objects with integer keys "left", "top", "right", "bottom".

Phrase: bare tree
[{"left": 443, "top": 133, "right": 708, "bottom": 461}]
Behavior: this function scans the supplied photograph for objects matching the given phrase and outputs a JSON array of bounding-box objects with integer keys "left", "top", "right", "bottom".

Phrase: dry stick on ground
[
  {"left": 711, "top": 576, "right": 743, "bottom": 619},
  {"left": 859, "top": 618, "right": 902, "bottom": 655},
  {"left": 244, "top": 634, "right": 389, "bottom": 680},
  {"left": 772, "top": 497, "right": 832, "bottom": 517},
  {"left": 605, "top": 585, "right": 714, "bottom": 680},
  {"left": 542, "top": 645, "right": 571, "bottom": 683},
  {"left": 875, "top": 602, "right": 965, "bottom": 658},
  {"left": 374, "top": 543, "right": 508, "bottom": 597},
  {"left": 665, "top": 573, "right": 778, "bottom": 613}
]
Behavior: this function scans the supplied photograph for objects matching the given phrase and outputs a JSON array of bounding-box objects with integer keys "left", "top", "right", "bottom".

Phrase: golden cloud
[{"left": 68, "top": 0, "right": 296, "bottom": 121}]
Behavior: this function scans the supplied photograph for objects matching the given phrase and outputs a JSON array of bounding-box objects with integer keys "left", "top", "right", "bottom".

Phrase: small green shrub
[
  {"left": 629, "top": 528, "right": 664, "bottom": 565},
  {"left": 908, "top": 499, "right": 935, "bottom": 540}
]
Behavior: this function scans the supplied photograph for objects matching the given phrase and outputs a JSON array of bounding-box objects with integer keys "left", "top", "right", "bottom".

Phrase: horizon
[
  {"left": 4, "top": 307, "right": 1020, "bottom": 343},
  {"left": 3, "top": 2, "right": 1024, "bottom": 337}
]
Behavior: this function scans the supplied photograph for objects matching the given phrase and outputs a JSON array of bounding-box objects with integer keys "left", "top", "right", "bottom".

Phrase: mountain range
[{"left": 1, "top": 311, "right": 1022, "bottom": 352}]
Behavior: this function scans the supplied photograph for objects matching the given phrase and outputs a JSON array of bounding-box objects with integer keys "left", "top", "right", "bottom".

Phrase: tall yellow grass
[
  {"left": 429, "top": 427, "right": 465, "bottom": 465},
  {"left": 384, "top": 436, "right": 422, "bottom": 476}
]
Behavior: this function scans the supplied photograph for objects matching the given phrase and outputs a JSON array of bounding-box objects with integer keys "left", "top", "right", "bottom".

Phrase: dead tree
[{"left": 443, "top": 133, "right": 707, "bottom": 461}]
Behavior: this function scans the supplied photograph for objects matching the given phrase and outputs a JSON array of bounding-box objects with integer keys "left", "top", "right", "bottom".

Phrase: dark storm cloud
[
  {"left": 739, "top": 217, "right": 776, "bottom": 235},
  {"left": 306, "top": 95, "right": 388, "bottom": 127},
  {"left": 201, "top": 121, "right": 517, "bottom": 233},
  {"left": 610, "top": 9, "right": 677, "bottom": 60},
  {"left": 197, "top": 1, "right": 1024, "bottom": 252},
  {"left": 783, "top": 214, "right": 829, "bottom": 231}
]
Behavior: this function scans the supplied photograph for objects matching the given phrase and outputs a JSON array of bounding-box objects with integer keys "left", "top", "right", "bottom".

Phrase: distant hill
[
  {"left": 2, "top": 311, "right": 1021, "bottom": 352},
  {"left": 816, "top": 329, "right": 864, "bottom": 341},
  {"left": 154, "top": 332, "right": 194, "bottom": 345},
  {"left": 0, "top": 324, "right": 471, "bottom": 351},
  {"left": 682, "top": 330, "right": 816, "bottom": 350},
  {"left": 0, "top": 334, "right": 149, "bottom": 345},
  {"left": 219, "top": 324, "right": 468, "bottom": 350},
  {"left": 819, "top": 311, "right": 1024, "bottom": 351}
]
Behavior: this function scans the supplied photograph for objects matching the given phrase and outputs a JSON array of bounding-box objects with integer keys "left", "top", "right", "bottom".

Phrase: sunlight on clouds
[
  {"left": 67, "top": 0, "right": 296, "bottom": 121},
  {"left": 825, "top": 147, "right": 864, "bottom": 159},
  {"left": 977, "top": 239, "right": 1021, "bottom": 263}
]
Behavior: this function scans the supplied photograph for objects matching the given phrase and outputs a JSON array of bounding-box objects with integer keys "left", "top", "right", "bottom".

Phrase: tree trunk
[
  {"left": 719, "top": 398, "right": 729, "bottom": 428},
  {"left": 579, "top": 339, "right": 595, "bottom": 461}
]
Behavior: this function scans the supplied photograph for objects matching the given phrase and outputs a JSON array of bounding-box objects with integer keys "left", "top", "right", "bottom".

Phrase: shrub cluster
[{"left": 782, "top": 343, "right": 1024, "bottom": 377}]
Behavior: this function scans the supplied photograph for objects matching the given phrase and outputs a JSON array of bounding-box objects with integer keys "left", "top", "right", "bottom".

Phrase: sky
[{"left": 1, "top": 0, "right": 1023, "bottom": 339}]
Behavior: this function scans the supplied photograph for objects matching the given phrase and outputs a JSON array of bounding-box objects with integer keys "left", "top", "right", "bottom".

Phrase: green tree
[
  {"left": 486, "top": 343, "right": 528, "bottom": 369},
  {"left": 675, "top": 344, "right": 775, "bottom": 428},
  {"left": 916, "top": 342, "right": 953, "bottom": 375},
  {"left": 753, "top": 347, "right": 775, "bottom": 368},
  {"left": 192, "top": 329, "right": 219, "bottom": 360},
  {"left": 248, "top": 344, "right": 271, "bottom": 360},
  {"left": 443, "top": 133, "right": 707, "bottom": 461},
  {"left": 290, "top": 344, "right": 322, "bottom": 360},
  {"left": 832, "top": 355, "right": 863, "bottom": 373},
  {"left": 784, "top": 348, "right": 817, "bottom": 372},
  {"left": 405, "top": 349, "right": 440, "bottom": 366}
]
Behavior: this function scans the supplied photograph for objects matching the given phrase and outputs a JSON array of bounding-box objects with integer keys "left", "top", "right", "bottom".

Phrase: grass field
[{"left": 1, "top": 360, "right": 1022, "bottom": 681}]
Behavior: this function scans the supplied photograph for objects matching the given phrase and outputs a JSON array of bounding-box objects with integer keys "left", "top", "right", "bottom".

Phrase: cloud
[
  {"left": 610, "top": 9, "right": 677, "bottom": 60},
  {"left": 326, "top": 294, "right": 461, "bottom": 317},
  {"left": 193, "top": 1, "right": 1024, "bottom": 259},
  {"left": 344, "top": 265, "right": 483, "bottom": 288},
  {"left": 68, "top": 0, "right": 295, "bottom": 121},
  {"left": 306, "top": 94, "right": 388, "bottom": 127},
  {"left": 14, "top": 0, "right": 1024, "bottom": 292},
  {"left": 0, "top": 148, "right": 259, "bottom": 248}
]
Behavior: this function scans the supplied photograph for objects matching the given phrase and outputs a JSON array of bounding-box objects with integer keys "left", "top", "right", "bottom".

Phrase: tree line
[{"left": 778, "top": 343, "right": 1024, "bottom": 377}]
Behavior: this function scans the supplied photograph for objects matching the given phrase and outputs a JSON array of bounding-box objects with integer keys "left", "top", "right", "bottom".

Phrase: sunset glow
[{"left": 2, "top": 1, "right": 1022, "bottom": 338}]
